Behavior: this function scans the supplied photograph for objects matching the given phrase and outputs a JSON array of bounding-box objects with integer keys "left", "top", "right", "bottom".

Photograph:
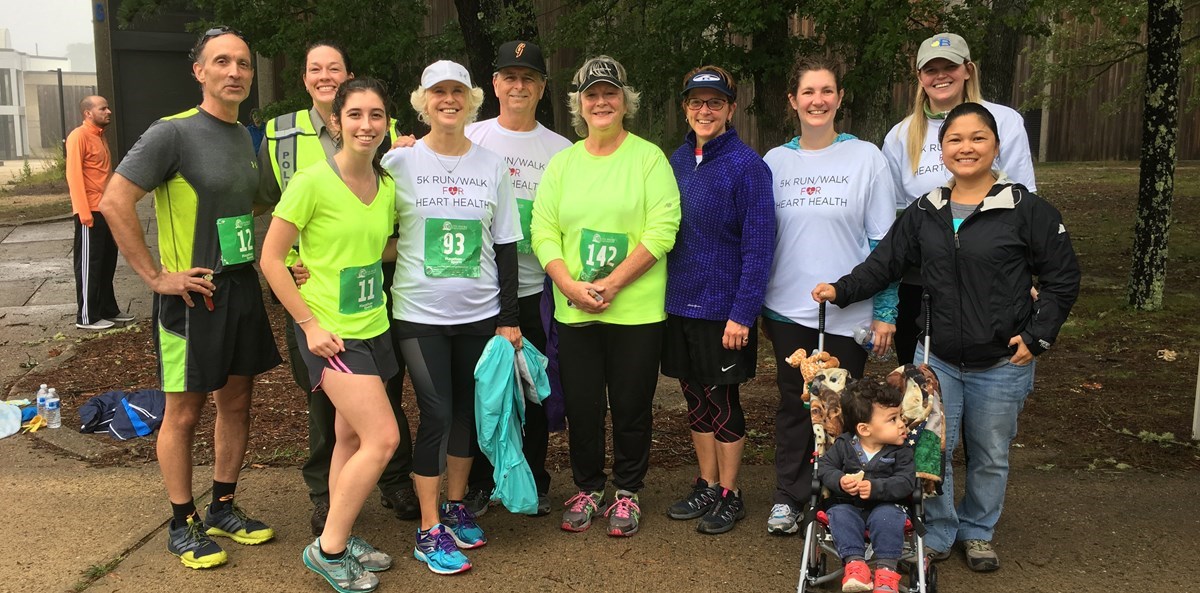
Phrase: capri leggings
[
  {"left": 401, "top": 332, "right": 490, "bottom": 477},
  {"left": 680, "top": 380, "right": 745, "bottom": 443}
]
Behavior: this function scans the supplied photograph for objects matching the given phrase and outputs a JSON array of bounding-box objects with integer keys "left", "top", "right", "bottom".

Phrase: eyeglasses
[{"left": 685, "top": 98, "right": 728, "bottom": 111}]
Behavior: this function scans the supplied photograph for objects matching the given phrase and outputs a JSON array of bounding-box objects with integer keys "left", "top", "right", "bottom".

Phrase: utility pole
[{"left": 56, "top": 68, "right": 67, "bottom": 151}]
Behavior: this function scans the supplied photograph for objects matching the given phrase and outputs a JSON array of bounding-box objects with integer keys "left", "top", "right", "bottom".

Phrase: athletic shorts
[
  {"left": 153, "top": 265, "right": 282, "bottom": 393},
  {"left": 660, "top": 314, "right": 758, "bottom": 385},
  {"left": 295, "top": 328, "right": 399, "bottom": 391}
]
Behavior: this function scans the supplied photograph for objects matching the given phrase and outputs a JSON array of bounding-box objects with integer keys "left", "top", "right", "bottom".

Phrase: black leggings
[
  {"left": 680, "top": 380, "right": 745, "bottom": 443},
  {"left": 402, "top": 333, "right": 491, "bottom": 477}
]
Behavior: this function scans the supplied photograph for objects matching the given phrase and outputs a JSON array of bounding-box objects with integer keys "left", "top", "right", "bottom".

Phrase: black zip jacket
[
  {"left": 817, "top": 434, "right": 916, "bottom": 507},
  {"left": 832, "top": 175, "right": 1080, "bottom": 368}
]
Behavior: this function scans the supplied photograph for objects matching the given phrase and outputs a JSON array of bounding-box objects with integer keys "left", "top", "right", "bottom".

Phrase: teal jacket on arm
[{"left": 474, "top": 336, "right": 551, "bottom": 514}]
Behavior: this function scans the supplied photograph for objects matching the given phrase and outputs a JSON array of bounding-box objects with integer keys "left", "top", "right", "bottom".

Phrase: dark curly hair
[{"left": 841, "top": 378, "right": 903, "bottom": 433}]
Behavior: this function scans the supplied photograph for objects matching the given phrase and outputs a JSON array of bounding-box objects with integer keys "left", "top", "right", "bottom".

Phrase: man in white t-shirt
[{"left": 462, "top": 40, "right": 572, "bottom": 517}]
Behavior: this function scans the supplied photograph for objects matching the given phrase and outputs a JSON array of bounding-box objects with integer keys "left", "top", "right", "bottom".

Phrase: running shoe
[
  {"left": 76, "top": 319, "right": 115, "bottom": 330},
  {"left": 414, "top": 524, "right": 471, "bottom": 575},
  {"left": 440, "top": 502, "right": 486, "bottom": 548},
  {"left": 311, "top": 500, "right": 329, "bottom": 537},
  {"left": 167, "top": 515, "right": 227, "bottom": 569},
  {"left": 561, "top": 490, "right": 605, "bottom": 532},
  {"left": 872, "top": 567, "right": 902, "bottom": 593},
  {"left": 766, "top": 503, "right": 800, "bottom": 535},
  {"left": 462, "top": 487, "right": 493, "bottom": 517},
  {"left": 666, "top": 477, "right": 720, "bottom": 520},
  {"left": 964, "top": 539, "right": 1000, "bottom": 572},
  {"left": 347, "top": 535, "right": 392, "bottom": 572},
  {"left": 110, "top": 312, "right": 136, "bottom": 323},
  {"left": 841, "top": 559, "right": 873, "bottom": 593},
  {"left": 697, "top": 487, "right": 746, "bottom": 535},
  {"left": 379, "top": 485, "right": 419, "bottom": 520},
  {"left": 204, "top": 503, "right": 275, "bottom": 545},
  {"left": 303, "top": 538, "right": 379, "bottom": 592},
  {"left": 605, "top": 490, "right": 641, "bottom": 537},
  {"left": 528, "top": 494, "right": 551, "bottom": 517}
]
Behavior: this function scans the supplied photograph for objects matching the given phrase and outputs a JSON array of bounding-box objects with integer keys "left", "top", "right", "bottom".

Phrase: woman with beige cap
[
  {"left": 881, "top": 34, "right": 1037, "bottom": 363},
  {"left": 381, "top": 59, "right": 523, "bottom": 575}
]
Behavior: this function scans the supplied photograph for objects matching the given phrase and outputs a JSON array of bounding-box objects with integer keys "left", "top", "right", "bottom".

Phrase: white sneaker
[
  {"left": 109, "top": 312, "right": 136, "bottom": 322},
  {"left": 76, "top": 319, "right": 115, "bottom": 330},
  {"left": 766, "top": 503, "right": 800, "bottom": 535}
]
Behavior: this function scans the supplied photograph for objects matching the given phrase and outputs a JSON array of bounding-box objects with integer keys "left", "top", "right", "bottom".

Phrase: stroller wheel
[{"left": 907, "top": 559, "right": 938, "bottom": 593}]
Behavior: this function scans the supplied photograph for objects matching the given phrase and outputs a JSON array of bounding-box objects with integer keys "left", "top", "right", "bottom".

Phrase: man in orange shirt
[{"left": 68, "top": 95, "right": 132, "bottom": 330}]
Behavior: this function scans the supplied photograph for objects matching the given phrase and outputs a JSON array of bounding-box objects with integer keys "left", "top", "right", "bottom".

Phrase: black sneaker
[
  {"left": 311, "top": 500, "right": 329, "bottom": 537},
  {"left": 167, "top": 515, "right": 227, "bottom": 569},
  {"left": 462, "top": 487, "right": 492, "bottom": 518},
  {"left": 528, "top": 494, "right": 551, "bottom": 517},
  {"left": 667, "top": 477, "right": 720, "bottom": 520},
  {"left": 379, "top": 485, "right": 419, "bottom": 520},
  {"left": 697, "top": 488, "right": 746, "bottom": 535}
]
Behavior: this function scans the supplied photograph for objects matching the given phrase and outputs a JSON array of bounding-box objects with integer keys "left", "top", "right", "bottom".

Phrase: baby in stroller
[{"left": 815, "top": 379, "right": 914, "bottom": 593}]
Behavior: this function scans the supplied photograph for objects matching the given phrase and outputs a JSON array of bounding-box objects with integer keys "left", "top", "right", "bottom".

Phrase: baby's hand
[
  {"left": 840, "top": 471, "right": 864, "bottom": 495},
  {"left": 857, "top": 479, "right": 873, "bottom": 500}
]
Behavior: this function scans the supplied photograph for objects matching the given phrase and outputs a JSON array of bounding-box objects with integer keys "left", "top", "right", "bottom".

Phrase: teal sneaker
[
  {"left": 414, "top": 524, "right": 471, "bottom": 575},
  {"left": 605, "top": 490, "right": 641, "bottom": 537},
  {"left": 346, "top": 535, "right": 392, "bottom": 572},
  {"left": 440, "top": 502, "right": 486, "bottom": 549},
  {"left": 303, "top": 538, "right": 379, "bottom": 593}
]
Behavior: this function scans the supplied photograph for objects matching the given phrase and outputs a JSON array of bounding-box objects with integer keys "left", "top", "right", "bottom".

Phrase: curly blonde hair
[{"left": 410, "top": 84, "right": 486, "bottom": 125}]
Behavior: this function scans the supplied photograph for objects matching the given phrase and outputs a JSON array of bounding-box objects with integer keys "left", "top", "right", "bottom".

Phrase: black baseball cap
[
  {"left": 495, "top": 41, "right": 547, "bottom": 75},
  {"left": 576, "top": 57, "right": 626, "bottom": 91},
  {"left": 680, "top": 69, "right": 736, "bottom": 100}
]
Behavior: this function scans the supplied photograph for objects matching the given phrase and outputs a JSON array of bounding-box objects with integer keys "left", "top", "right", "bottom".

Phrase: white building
[{"left": 0, "top": 28, "right": 96, "bottom": 160}]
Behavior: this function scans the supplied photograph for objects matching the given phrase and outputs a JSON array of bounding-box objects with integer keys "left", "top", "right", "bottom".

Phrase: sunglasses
[{"left": 190, "top": 25, "right": 246, "bottom": 62}]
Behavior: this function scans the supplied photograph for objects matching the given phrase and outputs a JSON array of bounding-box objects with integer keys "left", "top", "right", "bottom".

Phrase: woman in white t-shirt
[
  {"left": 380, "top": 60, "right": 523, "bottom": 576},
  {"left": 881, "top": 32, "right": 1037, "bottom": 365},
  {"left": 760, "top": 55, "right": 898, "bottom": 536}
]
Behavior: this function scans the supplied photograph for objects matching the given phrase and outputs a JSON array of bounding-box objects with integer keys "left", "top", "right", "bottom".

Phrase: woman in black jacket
[{"left": 811, "top": 102, "right": 1080, "bottom": 573}]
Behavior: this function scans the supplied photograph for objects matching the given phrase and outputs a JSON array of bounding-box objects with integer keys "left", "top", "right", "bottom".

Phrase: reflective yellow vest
[{"left": 265, "top": 109, "right": 401, "bottom": 191}]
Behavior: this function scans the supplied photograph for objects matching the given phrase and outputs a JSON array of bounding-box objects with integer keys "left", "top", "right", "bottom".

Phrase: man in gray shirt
[{"left": 100, "top": 27, "right": 281, "bottom": 570}]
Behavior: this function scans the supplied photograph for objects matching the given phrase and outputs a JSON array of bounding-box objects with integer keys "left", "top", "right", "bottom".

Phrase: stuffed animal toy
[
  {"left": 886, "top": 364, "right": 946, "bottom": 495},
  {"left": 808, "top": 367, "right": 849, "bottom": 456},
  {"left": 784, "top": 348, "right": 840, "bottom": 402}
]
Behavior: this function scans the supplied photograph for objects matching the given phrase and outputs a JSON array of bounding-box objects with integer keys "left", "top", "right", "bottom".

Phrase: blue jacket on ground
[
  {"left": 666, "top": 127, "right": 776, "bottom": 326},
  {"left": 77, "top": 389, "right": 166, "bottom": 440},
  {"left": 474, "top": 336, "right": 551, "bottom": 514}
]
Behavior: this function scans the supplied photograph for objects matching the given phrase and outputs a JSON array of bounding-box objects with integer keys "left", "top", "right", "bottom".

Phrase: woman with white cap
[
  {"left": 381, "top": 59, "right": 522, "bottom": 575},
  {"left": 530, "top": 55, "right": 680, "bottom": 537},
  {"left": 882, "top": 32, "right": 1037, "bottom": 367}
]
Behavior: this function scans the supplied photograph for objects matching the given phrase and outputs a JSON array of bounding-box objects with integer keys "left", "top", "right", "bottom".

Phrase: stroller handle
[
  {"left": 817, "top": 301, "right": 826, "bottom": 354},
  {"left": 922, "top": 292, "right": 931, "bottom": 365}
]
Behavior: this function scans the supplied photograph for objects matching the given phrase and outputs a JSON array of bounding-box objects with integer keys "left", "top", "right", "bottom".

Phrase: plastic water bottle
[
  {"left": 35, "top": 384, "right": 49, "bottom": 420},
  {"left": 853, "top": 326, "right": 875, "bottom": 352},
  {"left": 44, "top": 388, "right": 61, "bottom": 429}
]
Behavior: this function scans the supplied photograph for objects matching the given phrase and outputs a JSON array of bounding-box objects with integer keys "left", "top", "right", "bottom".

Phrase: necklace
[{"left": 434, "top": 151, "right": 465, "bottom": 175}]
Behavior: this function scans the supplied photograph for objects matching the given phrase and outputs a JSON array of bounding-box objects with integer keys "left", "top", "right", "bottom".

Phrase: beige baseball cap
[{"left": 916, "top": 33, "right": 971, "bottom": 69}]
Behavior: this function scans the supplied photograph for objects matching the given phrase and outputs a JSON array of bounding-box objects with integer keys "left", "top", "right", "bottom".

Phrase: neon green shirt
[
  {"left": 273, "top": 160, "right": 395, "bottom": 338},
  {"left": 531, "top": 133, "right": 680, "bottom": 325}
]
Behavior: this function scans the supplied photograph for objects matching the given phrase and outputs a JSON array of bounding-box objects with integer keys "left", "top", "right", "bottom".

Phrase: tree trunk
[
  {"left": 454, "top": 0, "right": 501, "bottom": 120},
  {"left": 979, "top": 0, "right": 1027, "bottom": 106},
  {"left": 750, "top": 13, "right": 794, "bottom": 150},
  {"left": 1128, "top": 0, "right": 1183, "bottom": 311}
]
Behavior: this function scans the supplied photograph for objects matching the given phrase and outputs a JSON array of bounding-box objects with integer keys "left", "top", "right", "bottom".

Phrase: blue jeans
[
  {"left": 827, "top": 503, "right": 908, "bottom": 560},
  {"left": 916, "top": 344, "right": 1034, "bottom": 552}
]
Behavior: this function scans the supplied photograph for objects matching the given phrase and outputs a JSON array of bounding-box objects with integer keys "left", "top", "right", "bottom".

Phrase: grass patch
[{"left": 72, "top": 556, "right": 124, "bottom": 592}]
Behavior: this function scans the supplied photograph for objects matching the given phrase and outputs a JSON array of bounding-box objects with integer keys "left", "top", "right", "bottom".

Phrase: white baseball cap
[{"left": 421, "top": 60, "right": 472, "bottom": 89}]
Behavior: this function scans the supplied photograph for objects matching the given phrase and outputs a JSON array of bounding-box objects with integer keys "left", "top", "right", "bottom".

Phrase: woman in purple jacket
[{"left": 662, "top": 66, "right": 775, "bottom": 535}]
